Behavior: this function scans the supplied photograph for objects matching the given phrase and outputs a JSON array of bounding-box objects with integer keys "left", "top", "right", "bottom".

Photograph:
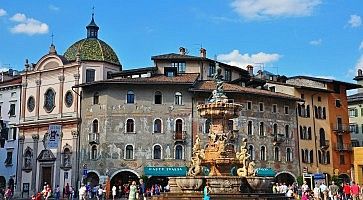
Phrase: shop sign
[{"left": 144, "top": 166, "right": 187, "bottom": 177}]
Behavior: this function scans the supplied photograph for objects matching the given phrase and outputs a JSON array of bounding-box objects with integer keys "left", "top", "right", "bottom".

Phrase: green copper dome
[
  {"left": 63, "top": 15, "right": 121, "bottom": 66},
  {"left": 64, "top": 38, "right": 121, "bottom": 65}
]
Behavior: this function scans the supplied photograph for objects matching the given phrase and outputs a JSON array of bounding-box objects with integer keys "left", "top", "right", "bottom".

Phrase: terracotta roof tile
[{"left": 0, "top": 76, "right": 22, "bottom": 88}]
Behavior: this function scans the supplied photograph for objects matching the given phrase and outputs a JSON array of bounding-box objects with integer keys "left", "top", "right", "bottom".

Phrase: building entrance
[{"left": 41, "top": 166, "right": 52, "bottom": 187}]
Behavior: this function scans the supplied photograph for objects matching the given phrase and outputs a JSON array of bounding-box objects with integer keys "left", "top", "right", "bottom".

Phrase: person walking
[
  {"left": 313, "top": 183, "right": 321, "bottom": 200},
  {"left": 343, "top": 182, "right": 351, "bottom": 200},
  {"left": 55, "top": 185, "right": 61, "bottom": 200},
  {"left": 203, "top": 182, "right": 211, "bottom": 200},
  {"left": 351, "top": 181, "right": 360, "bottom": 200},
  {"left": 128, "top": 181, "right": 137, "bottom": 200},
  {"left": 112, "top": 185, "right": 116, "bottom": 200},
  {"left": 329, "top": 181, "right": 339, "bottom": 200},
  {"left": 139, "top": 179, "right": 146, "bottom": 200}
]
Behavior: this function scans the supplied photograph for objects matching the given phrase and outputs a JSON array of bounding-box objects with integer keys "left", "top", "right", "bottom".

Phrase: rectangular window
[
  {"left": 9, "top": 104, "right": 15, "bottom": 117},
  {"left": 11, "top": 92, "right": 16, "bottom": 98},
  {"left": 208, "top": 63, "right": 216, "bottom": 77},
  {"left": 361, "top": 108, "right": 363, "bottom": 116},
  {"left": 259, "top": 102, "right": 264, "bottom": 112},
  {"left": 272, "top": 104, "right": 277, "bottom": 113},
  {"left": 5, "top": 151, "right": 12, "bottom": 166},
  {"left": 349, "top": 109, "right": 358, "bottom": 117},
  {"left": 350, "top": 124, "right": 358, "bottom": 133},
  {"left": 335, "top": 99, "right": 341, "bottom": 108},
  {"left": 86, "top": 69, "right": 96, "bottom": 83},
  {"left": 224, "top": 69, "right": 231, "bottom": 81},
  {"left": 339, "top": 154, "right": 345, "bottom": 164},
  {"left": 11, "top": 128, "right": 16, "bottom": 140},
  {"left": 247, "top": 101, "right": 252, "bottom": 110},
  {"left": 171, "top": 62, "right": 186, "bottom": 73},
  {"left": 284, "top": 106, "right": 289, "bottom": 114},
  {"left": 318, "top": 96, "right": 321, "bottom": 102},
  {"left": 269, "top": 86, "right": 275, "bottom": 92}
]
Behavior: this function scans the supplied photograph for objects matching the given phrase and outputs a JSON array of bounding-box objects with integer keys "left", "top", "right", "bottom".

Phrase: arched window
[
  {"left": 126, "top": 119, "right": 135, "bottom": 133},
  {"left": 319, "top": 128, "right": 326, "bottom": 147},
  {"left": 154, "top": 119, "right": 162, "bottom": 133},
  {"left": 125, "top": 145, "right": 133, "bottom": 160},
  {"left": 44, "top": 88, "right": 55, "bottom": 112},
  {"left": 248, "top": 145, "right": 255, "bottom": 160},
  {"left": 285, "top": 125, "right": 289, "bottom": 138},
  {"left": 286, "top": 148, "right": 292, "bottom": 162},
  {"left": 274, "top": 147, "right": 280, "bottom": 161},
  {"left": 92, "top": 119, "right": 98, "bottom": 133},
  {"left": 306, "top": 105, "right": 310, "bottom": 117},
  {"left": 154, "top": 91, "right": 162, "bottom": 104},
  {"left": 175, "top": 92, "right": 182, "bottom": 105},
  {"left": 304, "top": 149, "right": 309, "bottom": 163},
  {"left": 303, "top": 126, "right": 308, "bottom": 139},
  {"left": 318, "top": 150, "right": 322, "bottom": 164},
  {"left": 153, "top": 145, "right": 162, "bottom": 159},
  {"left": 318, "top": 107, "right": 322, "bottom": 119},
  {"left": 247, "top": 121, "right": 253, "bottom": 135},
  {"left": 205, "top": 119, "right": 211, "bottom": 134},
  {"left": 127, "top": 90, "right": 135, "bottom": 104},
  {"left": 322, "top": 107, "right": 326, "bottom": 119},
  {"left": 91, "top": 145, "right": 98, "bottom": 160},
  {"left": 93, "top": 92, "right": 99, "bottom": 105},
  {"left": 326, "top": 151, "right": 330, "bottom": 164},
  {"left": 259, "top": 122, "right": 264, "bottom": 136},
  {"left": 176, "top": 119, "right": 183, "bottom": 133},
  {"left": 309, "top": 150, "right": 314, "bottom": 163},
  {"left": 260, "top": 146, "right": 266, "bottom": 161},
  {"left": 307, "top": 127, "right": 312, "bottom": 140},
  {"left": 273, "top": 124, "right": 278, "bottom": 135},
  {"left": 175, "top": 145, "right": 183, "bottom": 160}
]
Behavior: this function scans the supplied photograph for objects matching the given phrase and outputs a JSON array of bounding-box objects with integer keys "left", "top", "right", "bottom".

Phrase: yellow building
[{"left": 353, "top": 147, "right": 363, "bottom": 184}]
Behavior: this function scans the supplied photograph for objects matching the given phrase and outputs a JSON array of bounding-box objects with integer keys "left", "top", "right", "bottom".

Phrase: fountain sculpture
[{"left": 155, "top": 65, "right": 286, "bottom": 200}]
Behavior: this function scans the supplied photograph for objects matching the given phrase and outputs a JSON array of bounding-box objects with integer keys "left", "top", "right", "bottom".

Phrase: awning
[
  {"left": 255, "top": 168, "right": 276, "bottom": 177},
  {"left": 144, "top": 166, "right": 188, "bottom": 177}
]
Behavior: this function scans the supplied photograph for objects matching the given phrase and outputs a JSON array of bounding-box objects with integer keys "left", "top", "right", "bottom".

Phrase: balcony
[
  {"left": 334, "top": 143, "right": 352, "bottom": 151},
  {"left": 272, "top": 134, "right": 285, "bottom": 145},
  {"left": 89, "top": 133, "right": 99, "bottom": 144},
  {"left": 319, "top": 140, "right": 330, "bottom": 149},
  {"left": 173, "top": 131, "right": 186, "bottom": 143},
  {"left": 331, "top": 124, "right": 350, "bottom": 134}
]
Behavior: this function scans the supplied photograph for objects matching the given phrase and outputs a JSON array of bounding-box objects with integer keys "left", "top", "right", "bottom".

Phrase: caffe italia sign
[{"left": 144, "top": 166, "right": 187, "bottom": 177}]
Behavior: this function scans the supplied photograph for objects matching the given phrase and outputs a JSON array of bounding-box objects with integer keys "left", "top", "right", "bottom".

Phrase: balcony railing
[
  {"left": 319, "top": 140, "right": 330, "bottom": 149},
  {"left": 89, "top": 133, "right": 99, "bottom": 144},
  {"left": 331, "top": 123, "right": 350, "bottom": 134},
  {"left": 173, "top": 131, "right": 186, "bottom": 142},
  {"left": 334, "top": 143, "right": 352, "bottom": 151},
  {"left": 273, "top": 133, "right": 285, "bottom": 145}
]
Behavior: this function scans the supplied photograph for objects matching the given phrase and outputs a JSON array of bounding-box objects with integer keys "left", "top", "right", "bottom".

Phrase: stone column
[
  {"left": 35, "top": 80, "right": 41, "bottom": 120},
  {"left": 15, "top": 135, "right": 25, "bottom": 197},
  {"left": 31, "top": 134, "right": 39, "bottom": 194},
  {"left": 58, "top": 75, "right": 65, "bottom": 117},
  {"left": 54, "top": 132, "right": 63, "bottom": 189},
  {"left": 71, "top": 130, "right": 78, "bottom": 188}
]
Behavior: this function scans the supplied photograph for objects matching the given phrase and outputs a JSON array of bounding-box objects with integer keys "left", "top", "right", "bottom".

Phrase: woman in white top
[{"left": 112, "top": 186, "right": 117, "bottom": 200}]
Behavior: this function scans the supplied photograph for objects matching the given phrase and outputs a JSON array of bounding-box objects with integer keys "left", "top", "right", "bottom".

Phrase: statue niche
[{"left": 23, "top": 147, "right": 33, "bottom": 172}]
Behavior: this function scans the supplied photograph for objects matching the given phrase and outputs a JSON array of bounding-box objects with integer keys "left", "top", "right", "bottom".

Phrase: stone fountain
[{"left": 154, "top": 66, "right": 288, "bottom": 200}]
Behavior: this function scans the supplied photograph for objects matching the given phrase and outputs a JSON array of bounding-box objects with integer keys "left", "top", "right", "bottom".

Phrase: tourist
[
  {"left": 79, "top": 184, "right": 87, "bottom": 200},
  {"left": 351, "top": 181, "right": 360, "bottom": 200},
  {"left": 154, "top": 184, "right": 160, "bottom": 195},
  {"left": 281, "top": 183, "right": 288, "bottom": 194},
  {"left": 301, "top": 181, "right": 310, "bottom": 193},
  {"left": 343, "top": 182, "right": 351, "bottom": 200},
  {"left": 65, "top": 183, "right": 70, "bottom": 199},
  {"left": 301, "top": 191, "right": 309, "bottom": 200},
  {"left": 286, "top": 186, "right": 294, "bottom": 198},
  {"left": 69, "top": 186, "right": 74, "bottom": 200},
  {"left": 203, "top": 182, "right": 211, "bottom": 200},
  {"left": 329, "top": 181, "right": 339, "bottom": 200},
  {"left": 97, "top": 185, "right": 103, "bottom": 200},
  {"left": 319, "top": 182, "right": 328, "bottom": 200},
  {"left": 272, "top": 183, "right": 278, "bottom": 193},
  {"left": 164, "top": 183, "right": 170, "bottom": 192},
  {"left": 55, "top": 185, "right": 61, "bottom": 200},
  {"left": 139, "top": 179, "right": 146, "bottom": 200},
  {"left": 313, "top": 183, "right": 321, "bottom": 200},
  {"left": 35, "top": 192, "right": 42, "bottom": 200},
  {"left": 4, "top": 187, "right": 12, "bottom": 200},
  {"left": 112, "top": 185, "right": 117, "bottom": 200},
  {"left": 128, "top": 181, "right": 137, "bottom": 200}
]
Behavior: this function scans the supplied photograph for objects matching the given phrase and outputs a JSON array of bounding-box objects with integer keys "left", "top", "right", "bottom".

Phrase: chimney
[
  {"left": 179, "top": 47, "right": 186, "bottom": 55},
  {"left": 200, "top": 48, "right": 206, "bottom": 58},
  {"left": 246, "top": 65, "right": 253, "bottom": 76}
]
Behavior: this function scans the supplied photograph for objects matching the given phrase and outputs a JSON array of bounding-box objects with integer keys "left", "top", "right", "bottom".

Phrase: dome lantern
[{"left": 86, "top": 13, "right": 99, "bottom": 39}]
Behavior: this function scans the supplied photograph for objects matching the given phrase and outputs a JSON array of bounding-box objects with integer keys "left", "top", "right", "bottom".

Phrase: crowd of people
[{"left": 273, "top": 180, "right": 363, "bottom": 200}]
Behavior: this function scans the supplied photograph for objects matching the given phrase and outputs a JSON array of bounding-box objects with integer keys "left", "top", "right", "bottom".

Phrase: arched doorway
[
  {"left": 338, "top": 173, "right": 350, "bottom": 184},
  {"left": 0, "top": 176, "right": 5, "bottom": 190},
  {"left": 86, "top": 172, "right": 100, "bottom": 187},
  {"left": 275, "top": 172, "right": 296, "bottom": 186},
  {"left": 111, "top": 170, "right": 139, "bottom": 198}
]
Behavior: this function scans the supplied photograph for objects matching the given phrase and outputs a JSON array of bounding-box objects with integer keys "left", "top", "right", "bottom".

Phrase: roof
[
  {"left": 190, "top": 81, "right": 300, "bottom": 101},
  {"left": 111, "top": 67, "right": 157, "bottom": 77},
  {"left": 288, "top": 76, "right": 361, "bottom": 90},
  {"left": 0, "top": 76, "right": 22, "bottom": 88},
  {"left": 76, "top": 73, "right": 200, "bottom": 88},
  {"left": 64, "top": 38, "right": 121, "bottom": 66},
  {"left": 348, "top": 93, "right": 363, "bottom": 103}
]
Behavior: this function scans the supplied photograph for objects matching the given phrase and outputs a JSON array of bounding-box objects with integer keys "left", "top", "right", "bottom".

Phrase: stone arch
[{"left": 275, "top": 171, "right": 297, "bottom": 185}]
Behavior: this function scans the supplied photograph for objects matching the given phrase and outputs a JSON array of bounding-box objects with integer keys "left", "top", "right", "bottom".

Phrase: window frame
[
  {"left": 125, "top": 144, "right": 134, "bottom": 160},
  {"left": 126, "top": 90, "right": 135, "bottom": 104},
  {"left": 153, "top": 144, "right": 162, "bottom": 160}
]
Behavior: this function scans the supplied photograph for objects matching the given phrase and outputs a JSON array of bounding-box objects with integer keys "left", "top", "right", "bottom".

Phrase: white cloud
[
  {"left": 49, "top": 5, "right": 59, "bottom": 11},
  {"left": 348, "top": 15, "right": 362, "bottom": 28},
  {"left": 359, "top": 41, "right": 363, "bottom": 50},
  {"left": 309, "top": 38, "right": 322, "bottom": 46},
  {"left": 10, "top": 13, "right": 49, "bottom": 35},
  {"left": 230, "top": 0, "right": 321, "bottom": 20},
  {"left": 217, "top": 50, "right": 281, "bottom": 68},
  {"left": 0, "top": 8, "right": 7, "bottom": 17}
]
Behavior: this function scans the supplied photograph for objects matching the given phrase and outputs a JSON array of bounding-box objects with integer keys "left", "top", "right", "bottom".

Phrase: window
[
  {"left": 175, "top": 119, "right": 183, "bottom": 133},
  {"left": 5, "top": 151, "right": 12, "bottom": 166},
  {"left": 127, "top": 91, "right": 135, "bottom": 104},
  {"left": 93, "top": 92, "right": 99, "bottom": 105},
  {"left": 339, "top": 154, "right": 345, "bottom": 164},
  {"left": 247, "top": 101, "right": 252, "bottom": 110},
  {"left": 361, "top": 108, "right": 363, "bottom": 116},
  {"left": 154, "top": 119, "right": 162, "bottom": 133},
  {"left": 154, "top": 91, "right": 162, "bottom": 104},
  {"left": 272, "top": 104, "right": 277, "bottom": 113},
  {"left": 285, "top": 125, "right": 289, "bottom": 138},
  {"left": 11, "top": 127, "right": 16, "bottom": 140},
  {"left": 248, "top": 145, "right": 255, "bottom": 160},
  {"left": 171, "top": 62, "right": 186, "bottom": 73},
  {"left": 259, "top": 122, "right": 265, "bottom": 136},
  {"left": 260, "top": 146, "right": 266, "bottom": 161},
  {"left": 352, "top": 140, "right": 360, "bottom": 147},
  {"left": 259, "top": 102, "right": 264, "bottom": 112},
  {"left": 227, "top": 120, "right": 234, "bottom": 131},
  {"left": 9, "top": 104, "right": 16, "bottom": 117},
  {"left": 205, "top": 119, "right": 211, "bottom": 134},
  {"left": 306, "top": 105, "right": 310, "bottom": 117},
  {"left": 335, "top": 99, "right": 341, "bottom": 108},
  {"left": 153, "top": 145, "right": 162, "bottom": 159},
  {"left": 175, "top": 92, "right": 182, "bottom": 105},
  {"left": 349, "top": 109, "right": 358, "bottom": 117},
  {"left": 350, "top": 124, "right": 359, "bottom": 134},
  {"left": 0, "top": 105, "right": 1, "bottom": 117},
  {"left": 175, "top": 145, "right": 183, "bottom": 160},
  {"left": 65, "top": 91, "right": 73, "bottom": 107},
  {"left": 224, "top": 69, "right": 231, "bottom": 81},
  {"left": 27, "top": 96, "right": 35, "bottom": 112},
  {"left": 92, "top": 120, "right": 98, "bottom": 133},
  {"left": 86, "top": 69, "right": 95, "bottom": 83},
  {"left": 44, "top": 88, "right": 55, "bottom": 112},
  {"left": 273, "top": 124, "right": 278, "bottom": 135},
  {"left": 307, "top": 127, "right": 312, "bottom": 140},
  {"left": 125, "top": 145, "right": 133, "bottom": 159},
  {"left": 319, "top": 128, "right": 326, "bottom": 147},
  {"left": 91, "top": 145, "right": 98, "bottom": 160},
  {"left": 318, "top": 96, "right": 321, "bottom": 102},
  {"left": 269, "top": 86, "right": 275, "bottom": 92},
  {"left": 284, "top": 106, "right": 289, "bottom": 114},
  {"left": 274, "top": 147, "right": 280, "bottom": 161},
  {"left": 126, "top": 119, "right": 135, "bottom": 133},
  {"left": 247, "top": 121, "right": 253, "bottom": 135},
  {"left": 107, "top": 71, "right": 112, "bottom": 79},
  {"left": 208, "top": 63, "right": 216, "bottom": 77},
  {"left": 309, "top": 150, "right": 314, "bottom": 163},
  {"left": 286, "top": 148, "right": 292, "bottom": 162}
]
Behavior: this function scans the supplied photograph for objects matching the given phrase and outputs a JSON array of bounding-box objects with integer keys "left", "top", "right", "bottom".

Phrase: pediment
[
  {"left": 34, "top": 54, "right": 68, "bottom": 71},
  {"left": 37, "top": 149, "right": 56, "bottom": 162}
]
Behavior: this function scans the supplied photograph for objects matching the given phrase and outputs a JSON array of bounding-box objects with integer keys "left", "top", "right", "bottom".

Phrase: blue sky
[{"left": 0, "top": 0, "right": 363, "bottom": 84}]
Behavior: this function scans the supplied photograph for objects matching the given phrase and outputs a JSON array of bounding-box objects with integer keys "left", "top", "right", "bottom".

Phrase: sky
[{"left": 0, "top": 0, "right": 363, "bottom": 84}]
